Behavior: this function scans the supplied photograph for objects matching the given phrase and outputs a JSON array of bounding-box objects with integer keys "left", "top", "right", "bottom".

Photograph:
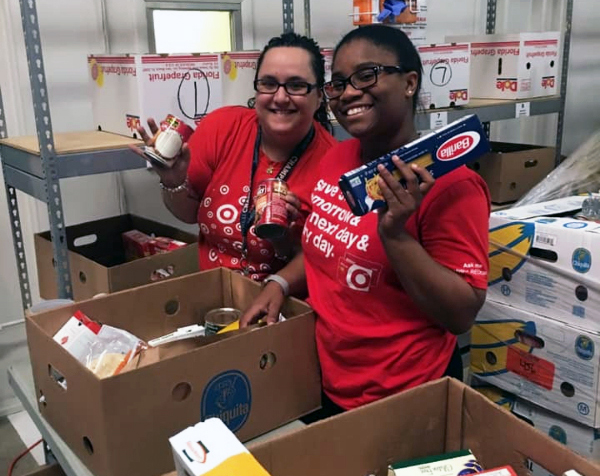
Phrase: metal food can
[
  {"left": 204, "top": 308, "right": 241, "bottom": 336},
  {"left": 254, "top": 179, "right": 289, "bottom": 239},
  {"left": 144, "top": 114, "right": 194, "bottom": 167}
]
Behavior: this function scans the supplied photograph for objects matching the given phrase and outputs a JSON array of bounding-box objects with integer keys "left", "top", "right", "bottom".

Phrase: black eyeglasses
[
  {"left": 323, "top": 65, "right": 406, "bottom": 99},
  {"left": 254, "top": 79, "right": 318, "bottom": 96}
]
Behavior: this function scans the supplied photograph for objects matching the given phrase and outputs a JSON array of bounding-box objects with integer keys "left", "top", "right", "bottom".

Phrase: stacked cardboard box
[{"left": 471, "top": 196, "right": 600, "bottom": 472}]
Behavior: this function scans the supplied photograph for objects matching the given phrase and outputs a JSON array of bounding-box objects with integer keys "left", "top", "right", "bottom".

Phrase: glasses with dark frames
[
  {"left": 254, "top": 79, "right": 318, "bottom": 96},
  {"left": 323, "top": 65, "right": 406, "bottom": 99}
]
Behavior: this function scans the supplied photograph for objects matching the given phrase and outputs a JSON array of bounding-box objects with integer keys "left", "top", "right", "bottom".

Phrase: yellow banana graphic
[
  {"left": 471, "top": 319, "right": 537, "bottom": 376},
  {"left": 488, "top": 222, "right": 535, "bottom": 285}
]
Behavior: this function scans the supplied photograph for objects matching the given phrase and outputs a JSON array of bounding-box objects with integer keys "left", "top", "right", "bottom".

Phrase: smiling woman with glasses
[
  {"left": 242, "top": 25, "right": 491, "bottom": 422},
  {"left": 131, "top": 32, "right": 336, "bottom": 282},
  {"left": 323, "top": 65, "right": 405, "bottom": 99}
]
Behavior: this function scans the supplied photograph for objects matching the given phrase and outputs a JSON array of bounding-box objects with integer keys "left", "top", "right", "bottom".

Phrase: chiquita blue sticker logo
[
  {"left": 572, "top": 248, "right": 592, "bottom": 274},
  {"left": 575, "top": 335, "right": 594, "bottom": 361},
  {"left": 201, "top": 370, "right": 251, "bottom": 432},
  {"left": 564, "top": 222, "right": 587, "bottom": 229},
  {"left": 548, "top": 425, "right": 567, "bottom": 444}
]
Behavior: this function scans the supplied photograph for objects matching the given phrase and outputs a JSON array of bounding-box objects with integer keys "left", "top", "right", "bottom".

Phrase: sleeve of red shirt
[
  {"left": 186, "top": 106, "right": 248, "bottom": 197},
  {"left": 419, "top": 171, "right": 491, "bottom": 289}
]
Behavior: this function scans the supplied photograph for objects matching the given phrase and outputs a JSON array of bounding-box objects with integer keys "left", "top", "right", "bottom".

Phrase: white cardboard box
[
  {"left": 488, "top": 195, "right": 600, "bottom": 330},
  {"left": 89, "top": 54, "right": 223, "bottom": 137},
  {"left": 170, "top": 418, "right": 270, "bottom": 476},
  {"left": 446, "top": 32, "right": 560, "bottom": 100},
  {"left": 221, "top": 51, "right": 260, "bottom": 107},
  {"left": 471, "top": 300, "right": 600, "bottom": 427},
  {"left": 417, "top": 43, "right": 470, "bottom": 109}
]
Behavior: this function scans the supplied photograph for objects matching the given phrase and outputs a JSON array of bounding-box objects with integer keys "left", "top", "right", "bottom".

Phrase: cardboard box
[
  {"left": 472, "top": 379, "right": 600, "bottom": 468},
  {"left": 89, "top": 54, "right": 222, "bottom": 137},
  {"left": 488, "top": 196, "right": 600, "bottom": 329},
  {"left": 248, "top": 378, "right": 600, "bottom": 476},
  {"left": 220, "top": 51, "right": 260, "bottom": 107},
  {"left": 35, "top": 214, "right": 198, "bottom": 301},
  {"left": 469, "top": 142, "right": 555, "bottom": 203},
  {"left": 446, "top": 33, "right": 560, "bottom": 100},
  {"left": 417, "top": 43, "right": 470, "bottom": 109},
  {"left": 26, "top": 268, "right": 320, "bottom": 476},
  {"left": 471, "top": 300, "right": 600, "bottom": 427}
]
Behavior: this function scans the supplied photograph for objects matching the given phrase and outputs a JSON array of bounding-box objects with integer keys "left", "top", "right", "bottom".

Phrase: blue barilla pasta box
[{"left": 339, "top": 114, "right": 491, "bottom": 216}]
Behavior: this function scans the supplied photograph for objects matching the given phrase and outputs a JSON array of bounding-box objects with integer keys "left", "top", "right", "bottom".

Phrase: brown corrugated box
[
  {"left": 34, "top": 214, "right": 198, "bottom": 300},
  {"left": 469, "top": 142, "right": 555, "bottom": 204},
  {"left": 249, "top": 378, "right": 600, "bottom": 476},
  {"left": 26, "top": 268, "right": 320, "bottom": 476}
]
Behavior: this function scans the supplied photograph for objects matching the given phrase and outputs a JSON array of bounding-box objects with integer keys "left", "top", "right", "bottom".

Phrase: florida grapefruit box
[{"left": 339, "top": 114, "right": 490, "bottom": 216}]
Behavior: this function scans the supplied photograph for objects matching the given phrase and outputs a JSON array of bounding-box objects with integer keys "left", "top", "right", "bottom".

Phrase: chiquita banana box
[
  {"left": 339, "top": 114, "right": 490, "bottom": 216},
  {"left": 488, "top": 195, "right": 600, "bottom": 331},
  {"left": 471, "top": 300, "right": 600, "bottom": 428}
]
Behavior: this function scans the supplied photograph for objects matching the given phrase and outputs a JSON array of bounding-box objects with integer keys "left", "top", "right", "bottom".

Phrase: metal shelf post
[
  {"left": 19, "top": 0, "right": 73, "bottom": 299},
  {"left": 282, "top": 0, "right": 294, "bottom": 33},
  {"left": 555, "top": 0, "right": 573, "bottom": 166},
  {"left": 0, "top": 91, "right": 33, "bottom": 311}
]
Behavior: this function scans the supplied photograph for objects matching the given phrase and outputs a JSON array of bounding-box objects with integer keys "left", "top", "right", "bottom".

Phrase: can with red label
[
  {"left": 144, "top": 114, "right": 194, "bottom": 167},
  {"left": 254, "top": 179, "right": 289, "bottom": 239}
]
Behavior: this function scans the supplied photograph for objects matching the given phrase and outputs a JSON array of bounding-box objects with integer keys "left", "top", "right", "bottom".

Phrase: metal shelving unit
[
  {"left": 0, "top": 0, "right": 574, "bottom": 312},
  {"left": 0, "top": 0, "right": 144, "bottom": 309}
]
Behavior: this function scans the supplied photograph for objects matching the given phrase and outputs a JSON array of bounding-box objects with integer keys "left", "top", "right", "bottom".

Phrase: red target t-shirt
[
  {"left": 187, "top": 106, "right": 335, "bottom": 280},
  {"left": 302, "top": 138, "right": 490, "bottom": 410}
]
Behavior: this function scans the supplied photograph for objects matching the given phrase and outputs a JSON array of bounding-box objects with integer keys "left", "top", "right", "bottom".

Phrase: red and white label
[
  {"left": 506, "top": 346, "right": 555, "bottom": 390},
  {"left": 436, "top": 131, "right": 480, "bottom": 161}
]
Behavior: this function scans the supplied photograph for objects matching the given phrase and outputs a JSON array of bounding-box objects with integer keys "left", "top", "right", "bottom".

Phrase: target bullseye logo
[
  {"left": 217, "top": 204, "right": 238, "bottom": 224},
  {"left": 346, "top": 264, "right": 373, "bottom": 292}
]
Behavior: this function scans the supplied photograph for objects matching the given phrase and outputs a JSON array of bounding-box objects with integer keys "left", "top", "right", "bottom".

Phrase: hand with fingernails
[
  {"left": 128, "top": 118, "right": 191, "bottom": 189},
  {"left": 376, "top": 156, "right": 435, "bottom": 240}
]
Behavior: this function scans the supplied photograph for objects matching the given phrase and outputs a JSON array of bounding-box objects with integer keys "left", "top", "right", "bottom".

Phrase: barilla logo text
[
  {"left": 542, "top": 76, "right": 556, "bottom": 89},
  {"left": 437, "top": 132, "right": 481, "bottom": 161},
  {"left": 496, "top": 78, "right": 518, "bottom": 92},
  {"left": 449, "top": 89, "right": 468, "bottom": 101}
]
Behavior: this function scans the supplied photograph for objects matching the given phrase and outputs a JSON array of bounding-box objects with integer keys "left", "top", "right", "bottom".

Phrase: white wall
[{"left": 0, "top": 0, "right": 598, "bottom": 411}]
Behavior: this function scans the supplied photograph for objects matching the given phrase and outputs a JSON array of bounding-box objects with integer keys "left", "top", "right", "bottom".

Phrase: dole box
[{"left": 339, "top": 114, "right": 490, "bottom": 216}]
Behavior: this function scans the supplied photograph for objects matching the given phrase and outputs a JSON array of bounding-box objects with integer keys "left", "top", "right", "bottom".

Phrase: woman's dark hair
[
  {"left": 333, "top": 25, "right": 423, "bottom": 114},
  {"left": 254, "top": 32, "right": 332, "bottom": 133}
]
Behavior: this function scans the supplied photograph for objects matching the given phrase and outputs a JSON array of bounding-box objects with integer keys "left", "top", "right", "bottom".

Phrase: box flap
[{"left": 491, "top": 196, "right": 586, "bottom": 220}]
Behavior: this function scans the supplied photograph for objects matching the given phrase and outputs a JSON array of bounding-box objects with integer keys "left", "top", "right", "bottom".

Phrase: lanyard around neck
[{"left": 239, "top": 125, "right": 315, "bottom": 270}]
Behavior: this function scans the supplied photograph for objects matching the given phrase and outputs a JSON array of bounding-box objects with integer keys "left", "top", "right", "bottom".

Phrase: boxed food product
[
  {"left": 170, "top": 418, "right": 270, "bottom": 476},
  {"left": 388, "top": 450, "right": 481, "bottom": 476},
  {"left": 339, "top": 114, "right": 490, "bottom": 215}
]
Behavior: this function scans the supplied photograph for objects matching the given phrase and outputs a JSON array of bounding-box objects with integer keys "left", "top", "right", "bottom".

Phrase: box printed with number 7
[
  {"left": 471, "top": 299, "right": 600, "bottom": 427},
  {"left": 417, "top": 43, "right": 470, "bottom": 109}
]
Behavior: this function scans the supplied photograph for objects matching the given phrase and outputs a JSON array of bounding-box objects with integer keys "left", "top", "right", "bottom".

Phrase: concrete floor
[{"left": 0, "top": 416, "right": 40, "bottom": 476}]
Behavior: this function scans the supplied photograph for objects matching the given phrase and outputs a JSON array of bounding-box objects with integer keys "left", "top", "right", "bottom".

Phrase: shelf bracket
[{"left": 19, "top": 0, "right": 73, "bottom": 299}]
